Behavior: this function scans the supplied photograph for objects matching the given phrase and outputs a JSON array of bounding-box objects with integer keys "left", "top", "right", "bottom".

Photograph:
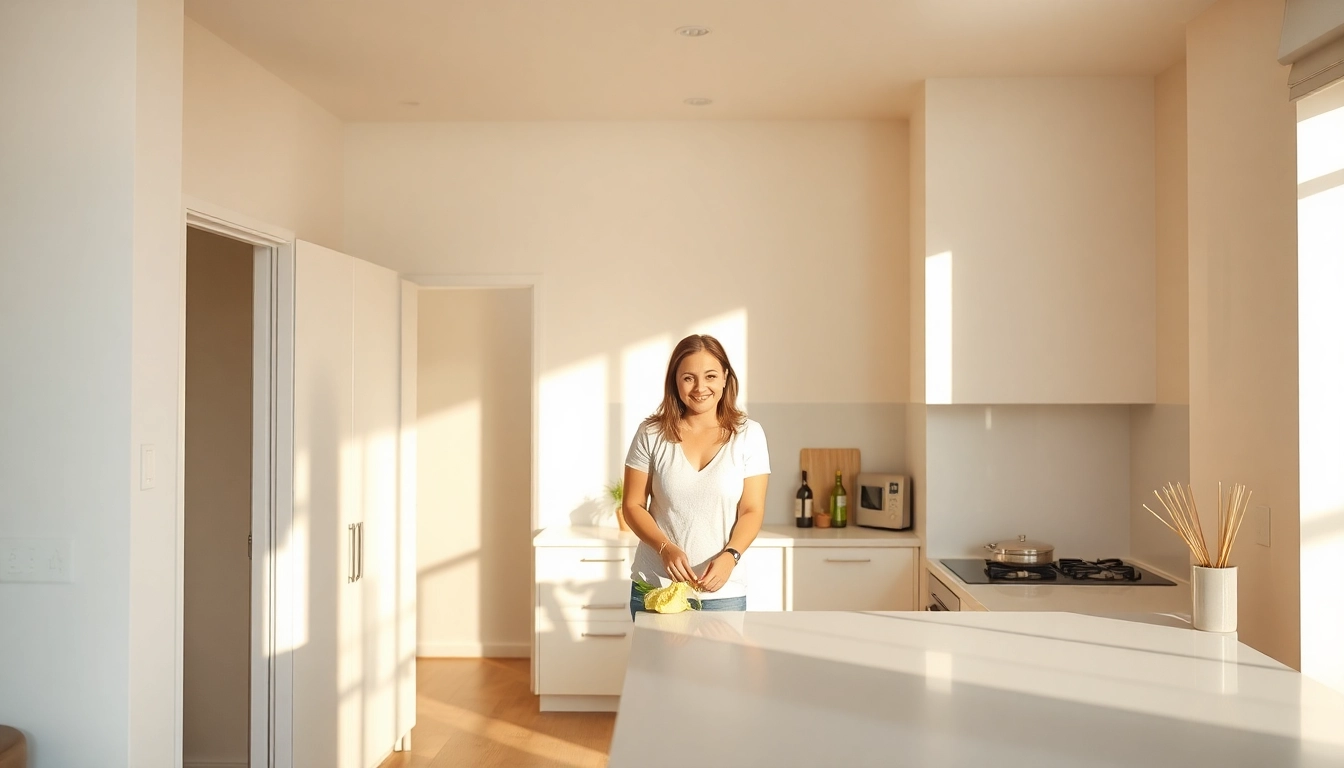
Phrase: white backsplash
[{"left": 926, "top": 404, "right": 1132, "bottom": 558}]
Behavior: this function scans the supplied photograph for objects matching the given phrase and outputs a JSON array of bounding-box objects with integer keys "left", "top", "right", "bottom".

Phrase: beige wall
[
  {"left": 922, "top": 78, "right": 1156, "bottom": 404},
  {"left": 183, "top": 228, "right": 253, "bottom": 765},
  {"left": 346, "top": 122, "right": 910, "bottom": 529},
  {"left": 1128, "top": 59, "right": 1194, "bottom": 580},
  {"left": 130, "top": 0, "right": 186, "bottom": 763},
  {"left": 417, "top": 288, "right": 534, "bottom": 656},
  {"left": 1156, "top": 60, "right": 1191, "bottom": 406},
  {"left": 1188, "top": 0, "right": 1300, "bottom": 668},
  {"left": 2, "top": 0, "right": 184, "bottom": 763},
  {"left": 183, "top": 17, "right": 344, "bottom": 248},
  {"left": 1129, "top": 405, "right": 1192, "bottom": 577}
]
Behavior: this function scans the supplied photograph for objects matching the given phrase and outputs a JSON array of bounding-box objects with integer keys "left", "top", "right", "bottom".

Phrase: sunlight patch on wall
[
  {"left": 688, "top": 309, "right": 749, "bottom": 408},
  {"left": 419, "top": 400, "right": 483, "bottom": 565},
  {"left": 1298, "top": 93, "right": 1344, "bottom": 184},
  {"left": 539, "top": 356, "right": 608, "bottom": 528},
  {"left": 926, "top": 251, "right": 954, "bottom": 404},
  {"left": 621, "top": 334, "right": 672, "bottom": 449}
]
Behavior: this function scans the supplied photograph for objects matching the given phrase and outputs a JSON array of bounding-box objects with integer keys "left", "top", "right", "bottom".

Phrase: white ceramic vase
[{"left": 1192, "top": 565, "right": 1238, "bottom": 632}]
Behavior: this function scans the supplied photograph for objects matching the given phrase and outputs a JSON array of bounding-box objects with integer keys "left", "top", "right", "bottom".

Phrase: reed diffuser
[{"left": 1144, "top": 482, "right": 1252, "bottom": 632}]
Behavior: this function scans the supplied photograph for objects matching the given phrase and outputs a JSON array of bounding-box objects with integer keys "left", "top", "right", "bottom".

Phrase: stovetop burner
[
  {"left": 985, "top": 561, "right": 1057, "bottom": 581},
  {"left": 939, "top": 557, "right": 1177, "bottom": 587},
  {"left": 1057, "top": 558, "right": 1140, "bottom": 581}
]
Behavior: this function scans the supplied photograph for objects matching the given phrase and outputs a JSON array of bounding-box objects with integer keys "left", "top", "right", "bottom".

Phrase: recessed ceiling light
[
  {"left": 399, "top": 100, "right": 421, "bottom": 107},
  {"left": 683, "top": 97, "right": 713, "bottom": 107},
  {"left": 675, "top": 25, "right": 711, "bottom": 37}
]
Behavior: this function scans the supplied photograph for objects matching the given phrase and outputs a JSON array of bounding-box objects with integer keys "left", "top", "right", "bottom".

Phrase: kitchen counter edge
[{"left": 534, "top": 524, "right": 922, "bottom": 548}]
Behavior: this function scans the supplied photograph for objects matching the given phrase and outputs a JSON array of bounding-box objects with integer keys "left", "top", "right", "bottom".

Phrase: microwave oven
[{"left": 854, "top": 473, "right": 911, "bottom": 531}]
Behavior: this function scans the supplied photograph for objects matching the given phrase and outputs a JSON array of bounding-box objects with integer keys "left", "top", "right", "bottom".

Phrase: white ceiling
[{"left": 185, "top": 0, "right": 1217, "bottom": 121}]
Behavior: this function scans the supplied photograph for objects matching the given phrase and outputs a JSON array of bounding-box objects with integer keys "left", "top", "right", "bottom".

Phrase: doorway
[
  {"left": 179, "top": 199, "right": 297, "bottom": 768},
  {"left": 183, "top": 227, "right": 254, "bottom": 768}
]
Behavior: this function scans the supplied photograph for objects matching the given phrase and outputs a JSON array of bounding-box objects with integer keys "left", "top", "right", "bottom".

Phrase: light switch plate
[
  {"left": 0, "top": 538, "right": 73, "bottom": 583},
  {"left": 1253, "top": 505, "right": 1271, "bottom": 547},
  {"left": 140, "top": 444, "right": 155, "bottom": 490}
]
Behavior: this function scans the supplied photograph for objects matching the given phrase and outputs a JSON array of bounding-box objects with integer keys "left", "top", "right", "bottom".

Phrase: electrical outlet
[
  {"left": 0, "top": 538, "right": 73, "bottom": 583},
  {"left": 1254, "top": 505, "right": 1271, "bottom": 547}
]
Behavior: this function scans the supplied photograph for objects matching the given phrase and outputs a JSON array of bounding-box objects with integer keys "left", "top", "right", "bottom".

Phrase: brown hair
[{"left": 642, "top": 334, "right": 746, "bottom": 443}]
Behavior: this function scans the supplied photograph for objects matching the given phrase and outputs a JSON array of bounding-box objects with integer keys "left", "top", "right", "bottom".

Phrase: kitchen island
[{"left": 609, "top": 611, "right": 1344, "bottom": 767}]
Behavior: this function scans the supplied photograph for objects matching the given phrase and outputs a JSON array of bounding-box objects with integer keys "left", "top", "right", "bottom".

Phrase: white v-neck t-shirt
[{"left": 625, "top": 419, "right": 770, "bottom": 600}]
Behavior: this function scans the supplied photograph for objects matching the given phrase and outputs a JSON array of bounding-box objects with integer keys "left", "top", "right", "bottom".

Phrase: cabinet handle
[
  {"left": 581, "top": 632, "right": 629, "bottom": 639},
  {"left": 579, "top": 558, "right": 625, "bottom": 563},
  {"left": 825, "top": 558, "right": 872, "bottom": 563},
  {"left": 582, "top": 604, "right": 627, "bottom": 610},
  {"left": 356, "top": 522, "right": 364, "bottom": 582},
  {"left": 347, "top": 524, "right": 356, "bottom": 583}
]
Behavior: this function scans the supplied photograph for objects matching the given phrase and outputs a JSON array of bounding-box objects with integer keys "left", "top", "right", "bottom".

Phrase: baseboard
[
  {"left": 184, "top": 761, "right": 247, "bottom": 768},
  {"left": 540, "top": 694, "right": 620, "bottom": 712},
  {"left": 418, "top": 641, "right": 531, "bottom": 658}
]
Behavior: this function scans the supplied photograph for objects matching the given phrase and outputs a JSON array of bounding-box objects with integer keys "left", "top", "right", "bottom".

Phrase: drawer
[
  {"left": 790, "top": 547, "right": 916, "bottom": 611},
  {"left": 538, "top": 619, "right": 633, "bottom": 696},
  {"left": 536, "top": 547, "right": 635, "bottom": 608},
  {"left": 741, "top": 546, "right": 785, "bottom": 611}
]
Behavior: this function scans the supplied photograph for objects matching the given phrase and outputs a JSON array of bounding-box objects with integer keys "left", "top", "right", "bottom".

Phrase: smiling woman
[{"left": 620, "top": 335, "right": 770, "bottom": 616}]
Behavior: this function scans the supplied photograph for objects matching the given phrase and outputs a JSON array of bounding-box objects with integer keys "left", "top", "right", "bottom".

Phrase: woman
[{"left": 623, "top": 334, "right": 770, "bottom": 616}]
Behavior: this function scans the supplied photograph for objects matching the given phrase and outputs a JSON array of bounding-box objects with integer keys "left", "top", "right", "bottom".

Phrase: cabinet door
[
  {"left": 353, "top": 258, "right": 402, "bottom": 766},
  {"left": 790, "top": 548, "right": 916, "bottom": 611},
  {"left": 292, "top": 240, "right": 359, "bottom": 768}
]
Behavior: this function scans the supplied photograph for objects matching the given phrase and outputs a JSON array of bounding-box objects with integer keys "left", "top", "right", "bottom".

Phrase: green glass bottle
[{"left": 830, "top": 470, "right": 848, "bottom": 528}]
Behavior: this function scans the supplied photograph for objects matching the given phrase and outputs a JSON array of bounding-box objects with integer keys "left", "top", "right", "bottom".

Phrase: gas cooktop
[{"left": 940, "top": 558, "right": 1177, "bottom": 586}]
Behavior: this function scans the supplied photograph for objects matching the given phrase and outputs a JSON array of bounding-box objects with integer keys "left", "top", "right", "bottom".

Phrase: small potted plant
[
  {"left": 606, "top": 480, "right": 630, "bottom": 531},
  {"left": 1144, "top": 481, "right": 1251, "bottom": 632}
]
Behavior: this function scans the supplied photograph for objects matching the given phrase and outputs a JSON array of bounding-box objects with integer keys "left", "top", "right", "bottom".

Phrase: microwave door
[{"left": 859, "top": 484, "right": 883, "bottom": 510}]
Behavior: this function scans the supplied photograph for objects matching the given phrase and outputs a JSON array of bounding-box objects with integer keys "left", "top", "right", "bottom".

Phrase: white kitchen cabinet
[
  {"left": 788, "top": 547, "right": 917, "bottom": 611},
  {"left": 533, "top": 526, "right": 923, "bottom": 711},
  {"left": 293, "top": 241, "right": 412, "bottom": 767},
  {"left": 913, "top": 79, "right": 1156, "bottom": 404},
  {"left": 535, "top": 541, "right": 636, "bottom": 712}
]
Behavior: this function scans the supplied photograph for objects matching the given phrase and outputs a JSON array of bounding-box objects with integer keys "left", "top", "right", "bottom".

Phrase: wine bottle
[
  {"left": 831, "top": 470, "right": 848, "bottom": 528},
  {"left": 795, "top": 471, "right": 814, "bottom": 528}
]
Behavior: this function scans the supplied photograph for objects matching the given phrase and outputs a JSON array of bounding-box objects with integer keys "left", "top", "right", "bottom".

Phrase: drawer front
[
  {"left": 536, "top": 547, "right": 635, "bottom": 608},
  {"left": 538, "top": 619, "right": 633, "bottom": 696},
  {"left": 791, "top": 548, "right": 916, "bottom": 611},
  {"left": 927, "top": 570, "right": 960, "bottom": 611},
  {"left": 741, "top": 547, "right": 785, "bottom": 611}
]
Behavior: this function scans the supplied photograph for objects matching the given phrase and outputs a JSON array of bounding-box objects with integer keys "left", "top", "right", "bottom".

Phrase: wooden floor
[{"left": 377, "top": 659, "right": 616, "bottom": 768}]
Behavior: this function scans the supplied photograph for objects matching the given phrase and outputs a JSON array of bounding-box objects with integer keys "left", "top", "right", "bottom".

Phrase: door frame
[
  {"left": 403, "top": 273, "right": 543, "bottom": 692},
  {"left": 181, "top": 196, "right": 296, "bottom": 768}
]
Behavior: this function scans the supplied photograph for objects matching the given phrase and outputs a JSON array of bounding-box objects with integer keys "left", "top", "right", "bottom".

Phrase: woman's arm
[
  {"left": 727, "top": 474, "right": 768, "bottom": 554},
  {"left": 697, "top": 473, "right": 768, "bottom": 592},
  {"left": 622, "top": 464, "right": 697, "bottom": 584}
]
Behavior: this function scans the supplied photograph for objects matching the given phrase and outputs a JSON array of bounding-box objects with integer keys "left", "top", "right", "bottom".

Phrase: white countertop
[
  {"left": 927, "top": 557, "right": 1191, "bottom": 616},
  {"left": 609, "top": 611, "right": 1344, "bottom": 768},
  {"left": 534, "top": 524, "right": 920, "bottom": 548}
]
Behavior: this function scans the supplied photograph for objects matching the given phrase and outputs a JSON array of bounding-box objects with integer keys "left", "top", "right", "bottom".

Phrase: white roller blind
[{"left": 1279, "top": 0, "right": 1344, "bottom": 100}]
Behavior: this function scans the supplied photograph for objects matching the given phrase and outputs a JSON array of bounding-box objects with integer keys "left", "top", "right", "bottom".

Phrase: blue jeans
[{"left": 629, "top": 582, "right": 746, "bottom": 620}]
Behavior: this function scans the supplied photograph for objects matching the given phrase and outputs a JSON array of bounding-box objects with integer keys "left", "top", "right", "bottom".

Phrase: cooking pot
[{"left": 984, "top": 535, "right": 1055, "bottom": 565}]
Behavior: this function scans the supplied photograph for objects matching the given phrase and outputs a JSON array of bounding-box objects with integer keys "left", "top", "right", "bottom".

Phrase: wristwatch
[{"left": 723, "top": 547, "right": 741, "bottom": 564}]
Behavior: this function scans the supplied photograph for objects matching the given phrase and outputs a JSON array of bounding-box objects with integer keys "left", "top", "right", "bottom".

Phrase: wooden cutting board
[{"left": 799, "top": 448, "right": 861, "bottom": 525}]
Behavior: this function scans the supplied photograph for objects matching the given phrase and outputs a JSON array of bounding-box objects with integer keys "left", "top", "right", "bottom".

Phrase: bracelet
[{"left": 658, "top": 541, "right": 669, "bottom": 555}]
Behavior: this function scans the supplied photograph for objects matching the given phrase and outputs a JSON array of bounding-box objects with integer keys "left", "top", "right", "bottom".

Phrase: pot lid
[{"left": 986, "top": 534, "right": 1054, "bottom": 555}]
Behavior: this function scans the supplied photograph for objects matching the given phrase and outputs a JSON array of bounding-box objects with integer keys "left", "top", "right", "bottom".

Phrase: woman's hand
[
  {"left": 696, "top": 552, "right": 736, "bottom": 593},
  {"left": 660, "top": 543, "right": 697, "bottom": 585}
]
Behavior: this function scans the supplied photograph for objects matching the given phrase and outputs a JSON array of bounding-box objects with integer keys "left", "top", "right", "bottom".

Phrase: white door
[
  {"left": 353, "top": 259, "right": 401, "bottom": 766},
  {"left": 292, "top": 240, "right": 361, "bottom": 768}
]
